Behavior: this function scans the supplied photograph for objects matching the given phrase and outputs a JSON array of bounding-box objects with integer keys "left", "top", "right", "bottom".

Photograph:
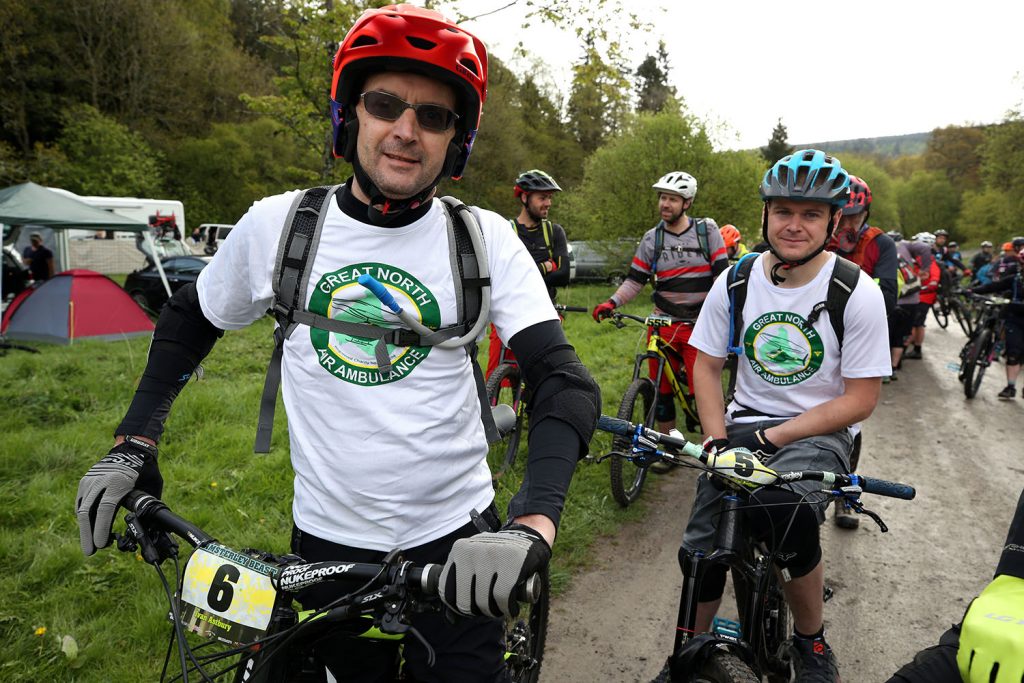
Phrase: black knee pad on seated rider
[
  {"left": 1007, "top": 354, "right": 1022, "bottom": 366},
  {"left": 656, "top": 392, "right": 675, "bottom": 422},
  {"left": 743, "top": 488, "right": 822, "bottom": 579},
  {"left": 678, "top": 547, "right": 730, "bottom": 603}
]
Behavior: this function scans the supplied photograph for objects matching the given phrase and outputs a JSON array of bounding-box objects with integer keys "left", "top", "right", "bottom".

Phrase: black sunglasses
[{"left": 359, "top": 91, "right": 459, "bottom": 132}]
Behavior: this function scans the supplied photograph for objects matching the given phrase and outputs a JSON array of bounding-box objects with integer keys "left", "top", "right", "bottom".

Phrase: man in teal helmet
[{"left": 661, "top": 150, "right": 890, "bottom": 682}]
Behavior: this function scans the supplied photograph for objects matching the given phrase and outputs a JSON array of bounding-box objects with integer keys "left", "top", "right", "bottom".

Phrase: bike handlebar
[
  {"left": 609, "top": 311, "right": 697, "bottom": 326},
  {"left": 120, "top": 490, "right": 540, "bottom": 603},
  {"left": 596, "top": 415, "right": 916, "bottom": 500},
  {"left": 554, "top": 304, "right": 589, "bottom": 313}
]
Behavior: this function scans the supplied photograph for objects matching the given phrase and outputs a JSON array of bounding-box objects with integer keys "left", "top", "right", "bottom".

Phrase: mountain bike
[
  {"left": 599, "top": 312, "right": 734, "bottom": 507},
  {"left": 114, "top": 490, "right": 547, "bottom": 682},
  {"left": 485, "top": 303, "right": 588, "bottom": 481},
  {"left": 959, "top": 294, "right": 1009, "bottom": 399},
  {"left": 931, "top": 282, "right": 972, "bottom": 336},
  {"left": 594, "top": 416, "right": 915, "bottom": 683}
]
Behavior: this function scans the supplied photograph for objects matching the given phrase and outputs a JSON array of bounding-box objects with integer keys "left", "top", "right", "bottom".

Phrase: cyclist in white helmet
[{"left": 592, "top": 171, "right": 728, "bottom": 445}]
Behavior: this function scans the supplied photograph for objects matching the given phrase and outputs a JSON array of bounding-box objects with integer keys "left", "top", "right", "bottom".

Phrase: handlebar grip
[
  {"left": 856, "top": 476, "right": 916, "bottom": 500},
  {"left": 597, "top": 415, "right": 633, "bottom": 437},
  {"left": 357, "top": 274, "right": 401, "bottom": 314},
  {"left": 419, "top": 565, "right": 540, "bottom": 604},
  {"left": 560, "top": 306, "right": 588, "bottom": 313}
]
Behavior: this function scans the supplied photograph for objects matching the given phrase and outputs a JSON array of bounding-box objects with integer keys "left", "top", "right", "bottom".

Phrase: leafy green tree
[
  {"left": 838, "top": 153, "right": 900, "bottom": 230},
  {"left": 760, "top": 118, "right": 794, "bottom": 165},
  {"left": 924, "top": 125, "right": 987, "bottom": 190},
  {"left": 957, "top": 188, "right": 1014, "bottom": 245},
  {"left": 52, "top": 104, "right": 164, "bottom": 197},
  {"left": 979, "top": 117, "right": 1024, "bottom": 220},
  {"left": 894, "top": 170, "right": 959, "bottom": 237},
  {"left": 566, "top": 41, "right": 632, "bottom": 153},
  {"left": 563, "top": 110, "right": 764, "bottom": 241},
  {"left": 635, "top": 42, "right": 676, "bottom": 114},
  {"left": 165, "top": 118, "right": 321, "bottom": 226}
]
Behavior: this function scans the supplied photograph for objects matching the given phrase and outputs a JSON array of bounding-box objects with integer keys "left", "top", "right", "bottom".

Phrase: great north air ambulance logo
[
  {"left": 743, "top": 311, "right": 824, "bottom": 385},
  {"left": 307, "top": 263, "right": 440, "bottom": 386}
]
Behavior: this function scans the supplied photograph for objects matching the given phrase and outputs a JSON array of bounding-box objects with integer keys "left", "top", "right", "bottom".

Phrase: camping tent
[
  {"left": 0, "top": 181, "right": 172, "bottom": 308},
  {"left": 1, "top": 269, "right": 154, "bottom": 344}
]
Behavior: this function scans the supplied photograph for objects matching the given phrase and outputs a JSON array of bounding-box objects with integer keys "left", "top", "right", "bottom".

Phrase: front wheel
[
  {"left": 485, "top": 363, "right": 525, "bottom": 478},
  {"left": 931, "top": 301, "right": 949, "bottom": 329},
  {"left": 951, "top": 298, "right": 973, "bottom": 337},
  {"left": 693, "top": 650, "right": 760, "bottom": 683},
  {"left": 962, "top": 329, "right": 993, "bottom": 399},
  {"left": 504, "top": 567, "right": 549, "bottom": 683},
  {"left": 610, "top": 378, "right": 655, "bottom": 507}
]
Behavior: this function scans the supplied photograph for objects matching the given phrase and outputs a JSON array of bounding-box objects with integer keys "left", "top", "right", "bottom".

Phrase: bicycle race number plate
[{"left": 179, "top": 543, "right": 279, "bottom": 645}]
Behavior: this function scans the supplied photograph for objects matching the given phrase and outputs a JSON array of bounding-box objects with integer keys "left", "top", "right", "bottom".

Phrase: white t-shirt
[
  {"left": 690, "top": 253, "right": 891, "bottom": 426},
  {"left": 197, "top": 191, "right": 557, "bottom": 550}
]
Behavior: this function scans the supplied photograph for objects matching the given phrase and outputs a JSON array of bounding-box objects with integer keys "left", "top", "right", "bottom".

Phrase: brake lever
[{"left": 841, "top": 495, "right": 888, "bottom": 533}]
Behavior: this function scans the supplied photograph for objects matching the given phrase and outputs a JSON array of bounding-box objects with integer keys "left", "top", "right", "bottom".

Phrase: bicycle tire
[
  {"left": 962, "top": 329, "right": 992, "bottom": 399},
  {"left": 505, "top": 566, "right": 549, "bottom": 683},
  {"left": 610, "top": 378, "right": 655, "bottom": 507},
  {"left": 931, "top": 301, "right": 949, "bottom": 329},
  {"left": 951, "top": 298, "right": 973, "bottom": 337},
  {"left": 485, "top": 363, "right": 525, "bottom": 477},
  {"left": 692, "top": 650, "right": 759, "bottom": 683}
]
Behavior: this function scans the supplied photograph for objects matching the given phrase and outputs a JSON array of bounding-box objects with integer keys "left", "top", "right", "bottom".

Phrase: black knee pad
[
  {"left": 743, "top": 489, "right": 822, "bottom": 579},
  {"left": 678, "top": 547, "right": 728, "bottom": 603},
  {"left": 656, "top": 392, "right": 675, "bottom": 422},
  {"left": 1007, "top": 354, "right": 1021, "bottom": 366}
]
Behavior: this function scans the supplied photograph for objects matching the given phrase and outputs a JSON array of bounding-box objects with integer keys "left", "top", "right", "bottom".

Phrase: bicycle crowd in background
[{"left": 71, "top": 4, "right": 1024, "bottom": 683}]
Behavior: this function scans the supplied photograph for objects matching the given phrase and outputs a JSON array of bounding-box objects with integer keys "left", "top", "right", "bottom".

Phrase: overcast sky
[{"left": 449, "top": 0, "right": 1023, "bottom": 150}]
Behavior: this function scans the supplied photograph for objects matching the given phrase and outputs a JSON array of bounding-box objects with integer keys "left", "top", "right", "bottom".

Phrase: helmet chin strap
[{"left": 762, "top": 204, "right": 840, "bottom": 285}]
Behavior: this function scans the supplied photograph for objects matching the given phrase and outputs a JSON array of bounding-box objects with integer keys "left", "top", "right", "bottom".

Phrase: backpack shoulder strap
[
  {"left": 541, "top": 219, "right": 554, "bottom": 259},
  {"left": 727, "top": 252, "right": 759, "bottom": 355},
  {"left": 651, "top": 222, "right": 664, "bottom": 284},
  {"left": 824, "top": 256, "right": 861, "bottom": 349},
  {"left": 696, "top": 219, "right": 710, "bottom": 263},
  {"left": 256, "top": 184, "right": 344, "bottom": 453}
]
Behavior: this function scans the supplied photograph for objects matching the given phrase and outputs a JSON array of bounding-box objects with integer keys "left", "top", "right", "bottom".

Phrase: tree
[
  {"left": 957, "top": 188, "right": 1014, "bottom": 245},
  {"left": 562, "top": 110, "right": 764, "bottom": 241},
  {"left": 924, "top": 125, "right": 987, "bottom": 190},
  {"left": 838, "top": 153, "right": 900, "bottom": 230},
  {"left": 979, "top": 117, "right": 1024, "bottom": 220},
  {"left": 894, "top": 170, "right": 959, "bottom": 237},
  {"left": 760, "top": 118, "right": 794, "bottom": 165},
  {"left": 635, "top": 42, "right": 676, "bottom": 114},
  {"left": 52, "top": 104, "right": 164, "bottom": 197},
  {"left": 566, "top": 40, "right": 632, "bottom": 153}
]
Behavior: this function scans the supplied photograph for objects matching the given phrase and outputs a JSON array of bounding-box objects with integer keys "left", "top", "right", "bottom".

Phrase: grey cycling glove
[
  {"left": 76, "top": 436, "right": 162, "bottom": 556},
  {"left": 439, "top": 523, "right": 550, "bottom": 618}
]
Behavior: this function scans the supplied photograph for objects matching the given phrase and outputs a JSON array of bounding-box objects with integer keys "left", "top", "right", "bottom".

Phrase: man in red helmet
[
  {"left": 825, "top": 174, "right": 897, "bottom": 529},
  {"left": 75, "top": 5, "right": 599, "bottom": 681}
]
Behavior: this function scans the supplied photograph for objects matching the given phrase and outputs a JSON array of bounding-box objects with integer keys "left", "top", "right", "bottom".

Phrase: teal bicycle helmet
[{"left": 759, "top": 149, "right": 851, "bottom": 283}]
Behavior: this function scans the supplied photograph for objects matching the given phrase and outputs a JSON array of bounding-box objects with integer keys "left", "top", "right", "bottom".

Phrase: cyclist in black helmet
[{"left": 487, "top": 169, "right": 570, "bottom": 378}]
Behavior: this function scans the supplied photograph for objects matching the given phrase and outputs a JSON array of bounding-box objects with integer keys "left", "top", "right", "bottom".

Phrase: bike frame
[{"left": 630, "top": 325, "right": 700, "bottom": 430}]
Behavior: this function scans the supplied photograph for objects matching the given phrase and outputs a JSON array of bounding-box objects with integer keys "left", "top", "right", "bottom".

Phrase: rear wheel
[
  {"left": 504, "top": 567, "right": 549, "bottom": 683},
  {"left": 610, "top": 378, "right": 655, "bottom": 507},
  {"left": 962, "top": 329, "right": 993, "bottom": 399},
  {"left": 486, "top": 363, "right": 525, "bottom": 478},
  {"left": 693, "top": 651, "right": 759, "bottom": 683},
  {"left": 931, "top": 300, "right": 949, "bottom": 328}
]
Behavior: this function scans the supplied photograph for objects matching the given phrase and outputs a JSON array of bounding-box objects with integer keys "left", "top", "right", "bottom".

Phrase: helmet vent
[
  {"left": 406, "top": 36, "right": 437, "bottom": 51},
  {"left": 351, "top": 36, "right": 378, "bottom": 48},
  {"left": 459, "top": 58, "right": 479, "bottom": 76}
]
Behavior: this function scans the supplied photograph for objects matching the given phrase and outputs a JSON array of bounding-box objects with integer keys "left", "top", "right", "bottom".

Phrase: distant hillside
[{"left": 799, "top": 132, "right": 931, "bottom": 158}]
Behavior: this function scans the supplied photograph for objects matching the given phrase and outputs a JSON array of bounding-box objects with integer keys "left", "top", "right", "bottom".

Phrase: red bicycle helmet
[
  {"left": 841, "top": 175, "right": 872, "bottom": 216},
  {"left": 720, "top": 224, "right": 741, "bottom": 249},
  {"left": 330, "top": 4, "right": 488, "bottom": 180}
]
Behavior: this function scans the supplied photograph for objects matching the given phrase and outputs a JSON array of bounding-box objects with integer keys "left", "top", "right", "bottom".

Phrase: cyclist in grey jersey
[{"left": 592, "top": 171, "right": 728, "bottom": 437}]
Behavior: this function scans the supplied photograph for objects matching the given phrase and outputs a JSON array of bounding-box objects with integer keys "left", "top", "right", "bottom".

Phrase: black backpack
[{"left": 254, "top": 185, "right": 496, "bottom": 453}]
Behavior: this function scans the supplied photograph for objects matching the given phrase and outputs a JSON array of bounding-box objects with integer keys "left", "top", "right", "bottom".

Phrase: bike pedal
[{"left": 711, "top": 616, "right": 742, "bottom": 639}]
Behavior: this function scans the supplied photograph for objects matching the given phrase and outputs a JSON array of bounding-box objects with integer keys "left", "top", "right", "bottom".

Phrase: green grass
[{"left": 0, "top": 283, "right": 669, "bottom": 681}]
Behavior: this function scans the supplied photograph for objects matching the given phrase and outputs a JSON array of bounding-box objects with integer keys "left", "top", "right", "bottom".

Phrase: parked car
[
  {"left": 198, "top": 223, "right": 235, "bottom": 255},
  {"left": 123, "top": 255, "right": 211, "bottom": 314},
  {"left": 568, "top": 239, "right": 636, "bottom": 285}
]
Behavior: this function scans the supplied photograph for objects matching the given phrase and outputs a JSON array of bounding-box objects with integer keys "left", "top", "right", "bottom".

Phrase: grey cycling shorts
[{"left": 682, "top": 419, "right": 854, "bottom": 554}]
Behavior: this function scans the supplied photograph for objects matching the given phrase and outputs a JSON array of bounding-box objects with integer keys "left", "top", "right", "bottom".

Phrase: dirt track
[{"left": 542, "top": 320, "right": 1023, "bottom": 682}]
